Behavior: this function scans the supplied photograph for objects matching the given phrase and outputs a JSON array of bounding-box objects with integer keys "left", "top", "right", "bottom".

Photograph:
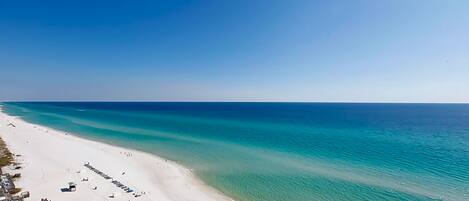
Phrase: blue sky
[{"left": 1, "top": 0, "right": 468, "bottom": 102}]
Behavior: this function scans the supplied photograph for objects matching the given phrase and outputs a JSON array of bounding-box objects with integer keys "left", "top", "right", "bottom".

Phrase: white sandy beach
[{"left": 0, "top": 108, "right": 233, "bottom": 201}]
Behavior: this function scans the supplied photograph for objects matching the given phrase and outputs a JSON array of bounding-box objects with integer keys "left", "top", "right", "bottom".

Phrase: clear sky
[{"left": 1, "top": 0, "right": 468, "bottom": 102}]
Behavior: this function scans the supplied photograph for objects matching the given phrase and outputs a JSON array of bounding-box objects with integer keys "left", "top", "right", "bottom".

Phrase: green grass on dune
[{"left": 0, "top": 136, "right": 13, "bottom": 167}]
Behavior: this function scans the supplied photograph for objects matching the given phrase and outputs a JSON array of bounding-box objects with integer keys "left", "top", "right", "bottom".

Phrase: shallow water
[{"left": 2, "top": 102, "right": 469, "bottom": 201}]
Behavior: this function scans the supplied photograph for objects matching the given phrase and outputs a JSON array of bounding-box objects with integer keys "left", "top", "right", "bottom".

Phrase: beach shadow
[{"left": 60, "top": 188, "right": 70, "bottom": 192}]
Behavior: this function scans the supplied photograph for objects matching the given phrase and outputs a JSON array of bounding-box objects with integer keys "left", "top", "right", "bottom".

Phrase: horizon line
[{"left": 1, "top": 100, "right": 468, "bottom": 104}]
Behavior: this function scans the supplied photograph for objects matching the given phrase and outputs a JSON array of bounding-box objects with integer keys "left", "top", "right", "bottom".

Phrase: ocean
[{"left": 1, "top": 102, "right": 468, "bottom": 201}]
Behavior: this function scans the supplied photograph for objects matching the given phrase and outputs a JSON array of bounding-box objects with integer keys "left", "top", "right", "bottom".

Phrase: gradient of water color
[{"left": 2, "top": 102, "right": 469, "bottom": 201}]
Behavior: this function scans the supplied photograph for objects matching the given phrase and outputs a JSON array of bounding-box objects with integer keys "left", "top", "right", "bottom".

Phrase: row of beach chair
[
  {"left": 111, "top": 180, "right": 134, "bottom": 193},
  {"left": 84, "top": 163, "right": 133, "bottom": 193},
  {"left": 84, "top": 163, "right": 112, "bottom": 180}
]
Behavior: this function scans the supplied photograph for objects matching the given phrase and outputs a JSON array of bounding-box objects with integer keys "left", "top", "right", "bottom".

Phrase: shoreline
[{"left": 0, "top": 107, "right": 234, "bottom": 201}]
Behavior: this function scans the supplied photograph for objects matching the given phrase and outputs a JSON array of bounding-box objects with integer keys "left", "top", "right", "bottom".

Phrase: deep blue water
[{"left": 2, "top": 102, "right": 469, "bottom": 201}]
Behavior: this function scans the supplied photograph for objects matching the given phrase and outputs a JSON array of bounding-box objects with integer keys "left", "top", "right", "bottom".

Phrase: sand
[{"left": 0, "top": 108, "right": 234, "bottom": 201}]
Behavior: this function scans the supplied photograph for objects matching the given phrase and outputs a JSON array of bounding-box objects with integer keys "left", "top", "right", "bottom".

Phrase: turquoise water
[{"left": 1, "top": 102, "right": 469, "bottom": 201}]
